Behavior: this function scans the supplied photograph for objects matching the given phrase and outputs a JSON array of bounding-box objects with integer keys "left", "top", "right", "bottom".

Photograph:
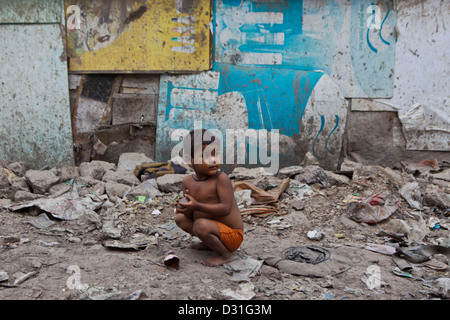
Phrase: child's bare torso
[{"left": 183, "top": 173, "right": 243, "bottom": 230}]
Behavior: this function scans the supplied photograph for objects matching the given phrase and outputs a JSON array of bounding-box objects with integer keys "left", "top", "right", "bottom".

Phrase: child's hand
[
  {"left": 175, "top": 189, "right": 197, "bottom": 214},
  {"left": 182, "top": 193, "right": 199, "bottom": 211}
]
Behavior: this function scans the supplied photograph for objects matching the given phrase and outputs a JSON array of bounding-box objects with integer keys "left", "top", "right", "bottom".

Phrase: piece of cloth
[
  {"left": 215, "top": 221, "right": 244, "bottom": 253},
  {"left": 134, "top": 161, "right": 187, "bottom": 181},
  {"left": 232, "top": 181, "right": 279, "bottom": 217}
]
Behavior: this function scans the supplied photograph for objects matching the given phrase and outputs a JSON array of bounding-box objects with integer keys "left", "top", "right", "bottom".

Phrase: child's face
[{"left": 190, "top": 144, "right": 220, "bottom": 177}]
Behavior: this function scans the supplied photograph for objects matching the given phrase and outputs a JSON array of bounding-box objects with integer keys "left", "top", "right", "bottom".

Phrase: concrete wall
[
  {"left": 343, "top": 0, "right": 450, "bottom": 167},
  {"left": 69, "top": 74, "right": 159, "bottom": 165},
  {"left": 153, "top": 0, "right": 448, "bottom": 171},
  {"left": 0, "top": 0, "right": 75, "bottom": 169},
  {"left": 1, "top": 0, "right": 448, "bottom": 171}
]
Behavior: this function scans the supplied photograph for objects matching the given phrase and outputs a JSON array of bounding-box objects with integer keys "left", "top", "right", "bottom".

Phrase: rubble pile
[{"left": 0, "top": 154, "right": 449, "bottom": 300}]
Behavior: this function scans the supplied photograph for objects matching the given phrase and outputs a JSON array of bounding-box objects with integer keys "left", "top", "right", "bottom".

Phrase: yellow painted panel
[{"left": 65, "top": 0, "right": 211, "bottom": 73}]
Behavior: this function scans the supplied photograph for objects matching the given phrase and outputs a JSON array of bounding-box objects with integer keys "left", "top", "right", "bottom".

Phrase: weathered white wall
[
  {"left": 0, "top": 1, "right": 75, "bottom": 169},
  {"left": 353, "top": 0, "right": 450, "bottom": 151}
]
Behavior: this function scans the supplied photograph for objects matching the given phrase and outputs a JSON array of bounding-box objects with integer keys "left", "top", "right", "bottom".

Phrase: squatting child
[{"left": 175, "top": 129, "right": 244, "bottom": 267}]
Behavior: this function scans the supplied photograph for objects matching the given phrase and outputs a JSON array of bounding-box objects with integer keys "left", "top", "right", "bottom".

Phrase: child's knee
[
  {"left": 175, "top": 213, "right": 188, "bottom": 227},
  {"left": 193, "top": 218, "right": 214, "bottom": 238}
]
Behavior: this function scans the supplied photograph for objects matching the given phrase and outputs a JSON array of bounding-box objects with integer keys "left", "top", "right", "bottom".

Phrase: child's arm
[
  {"left": 183, "top": 173, "right": 234, "bottom": 217},
  {"left": 176, "top": 178, "right": 194, "bottom": 219}
]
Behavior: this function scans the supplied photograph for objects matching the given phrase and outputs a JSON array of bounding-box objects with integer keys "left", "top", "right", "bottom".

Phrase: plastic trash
[
  {"left": 345, "top": 191, "right": 399, "bottom": 224},
  {"left": 432, "top": 278, "right": 450, "bottom": 299},
  {"left": 234, "top": 190, "right": 252, "bottom": 209},
  {"left": 135, "top": 196, "right": 146, "bottom": 204},
  {"left": 164, "top": 250, "right": 180, "bottom": 269},
  {"left": 399, "top": 182, "right": 423, "bottom": 211},
  {"left": 392, "top": 267, "right": 423, "bottom": 281},
  {"left": 0, "top": 271, "right": 8, "bottom": 282},
  {"left": 102, "top": 235, "right": 157, "bottom": 250},
  {"left": 223, "top": 256, "right": 263, "bottom": 282},
  {"left": 151, "top": 209, "right": 161, "bottom": 215},
  {"left": 365, "top": 243, "right": 396, "bottom": 255},
  {"left": 220, "top": 283, "right": 255, "bottom": 300},
  {"left": 307, "top": 228, "right": 324, "bottom": 241}
]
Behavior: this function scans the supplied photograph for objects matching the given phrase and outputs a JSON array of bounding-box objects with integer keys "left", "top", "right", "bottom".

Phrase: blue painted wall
[{"left": 156, "top": 0, "right": 397, "bottom": 170}]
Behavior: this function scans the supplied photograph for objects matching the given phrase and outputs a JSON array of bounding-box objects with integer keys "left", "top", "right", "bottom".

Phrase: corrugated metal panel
[
  {"left": 65, "top": 0, "right": 212, "bottom": 73},
  {"left": 0, "top": 0, "right": 62, "bottom": 24},
  {"left": 0, "top": 23, "right": 74, "bottom": 168}
]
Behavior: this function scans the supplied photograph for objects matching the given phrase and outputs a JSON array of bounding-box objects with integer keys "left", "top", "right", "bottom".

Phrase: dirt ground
[{"left": 0, "top": 164, "right": 449, "bottom": 301}]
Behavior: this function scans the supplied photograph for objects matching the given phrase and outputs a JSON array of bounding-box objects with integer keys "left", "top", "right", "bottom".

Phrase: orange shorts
[{"left": 215, "top": 221, "right": 244, "bottom": 252}]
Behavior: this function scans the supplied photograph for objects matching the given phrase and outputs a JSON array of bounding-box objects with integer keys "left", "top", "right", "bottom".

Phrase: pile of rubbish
[{"left": 0, "top": 153, "right": 449, "bottom": 299}]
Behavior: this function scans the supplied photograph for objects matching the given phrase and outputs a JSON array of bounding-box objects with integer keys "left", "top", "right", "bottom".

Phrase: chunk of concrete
[
  {"left": 325, "top": 170, "right": 350, "bottom": 185},
  {"left": 60, "top": 165, "right": 80, "bottom": 182},
  {"left": 105, "top": 181, "right": 131, "bottom": 198},
  {"left": 127, "top": 179, "right": 163, "bottom": 200},
  {"left": 79, "top": 161, "right": 116, "bottom": 180},
  {"left": 156, "top": 174, "right": 188, "bottom": 193},
  {"left": 102, "top": 169, "right": 140, "bottom": 186},
  {"left": 14, "top": 190, "right": 45, "bottom": 202},
  {"left": 117, "top": 153, "right": 154, "bottom": 172},
  {"left": 25, "top": 170, "right": 60, "bottom": 194},
  {"left": 423, "top": 184, "right": 450, "bottom": 211},
  {"left": 294, "top": 166, "right": 331, "bottom": 188},
  {"left": 278, "top": 166, "right": 304, "bottom": 179},
  {"left": 11, "top": 177, "right": 30, "bottom": 192},
  {"left": 6, "top": 162, "right": 26, "bottom": 177},
  {"left": 0, "top": 171, "right": 10, "bottom": 188},
  {"left": 230, "top": 167, "right": 273, "bottom": 181}
]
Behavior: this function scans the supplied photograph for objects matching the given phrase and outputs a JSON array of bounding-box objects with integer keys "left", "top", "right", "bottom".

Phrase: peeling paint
[
  {"left": 0, "top": 23, "right": 74, "bottom": 168},
  {"left": 65, "top": 0, "right": 212, "bottom": 72}
]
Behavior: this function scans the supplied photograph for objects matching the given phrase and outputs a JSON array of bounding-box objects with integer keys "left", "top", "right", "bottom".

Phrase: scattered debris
[
  {"left": 102, "top": 235, "right": 157, "bottom": 250},
  {"left": 28, "top": 213, "right": 56, "bottom": 229},
  {"left": 365, "top": 243, "right": 396, "bottom": 255},
  {"left": 12, "top": 271, "right": 39, "bottom": 286},
  {"left": 263, "top": 246, "right": 353, "bottom": 278},
  {"left": 223, "top": 256, "right": 263, "bottom": 282},
  {"left": 307, "top": 228, "right": 324, "bottom": 241},
  {"left": 164, "top": 250, "right": 180, "bottom": 269},
  {"left": 0, "top": 156, "right": 448, "bottom": 300},
  {"left": 345, "top": 191, "right": 400, "bottom": 224},
  {"left": 431, "top": 278, "right": 450, "bottom": 299},
  {"left": 220, "top": 283, "right": 255, "bottom": 300}
]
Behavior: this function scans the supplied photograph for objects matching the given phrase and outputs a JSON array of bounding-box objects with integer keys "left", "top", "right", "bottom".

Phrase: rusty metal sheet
[
  {"left": 0, "top": 0, "right": 62, "bottom": 24},
  {"left": 65, "top": 0, "right": 212, "bottom": 73},
  {"left": 0, "top": 24, "right": 74, "bottom": 169}
]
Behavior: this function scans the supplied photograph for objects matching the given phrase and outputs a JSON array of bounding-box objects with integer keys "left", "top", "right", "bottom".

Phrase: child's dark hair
[{"left": 183, "top": 129, "right": 217, "bottom": 159}]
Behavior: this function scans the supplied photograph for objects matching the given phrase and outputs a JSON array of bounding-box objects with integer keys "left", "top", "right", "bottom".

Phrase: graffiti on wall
[
  {"left": 214, "top": 0, "right": 396, "bottom": 98},
  {"left": 65, "top": 0, "right": 212, "bottom": 72},
  {"left": 156, "top": 64, "right": 348, "bottom": 170},
  {"left": 156, "top": 0, "right": 397, "bottom": 170},
  {"left": 215, "top": 0, "right": 344, "bottom": 74},
  {"left": 350, "top": 0, "right": 396, "bottom": 98}
]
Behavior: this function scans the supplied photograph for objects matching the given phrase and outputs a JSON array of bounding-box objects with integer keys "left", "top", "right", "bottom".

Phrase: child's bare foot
[
  {"left": 189, "top": 242, "right": 210, "bottom": 250},
  {"left": 201, "top": 254, "right": 235, "bottom": 267}
]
